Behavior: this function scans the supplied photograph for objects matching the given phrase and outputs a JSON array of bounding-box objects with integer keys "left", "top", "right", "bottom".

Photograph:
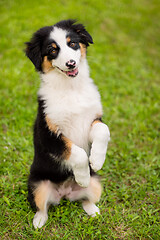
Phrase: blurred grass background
[{"left": 0, "top": 0, "right": 160, "bottom": 239}]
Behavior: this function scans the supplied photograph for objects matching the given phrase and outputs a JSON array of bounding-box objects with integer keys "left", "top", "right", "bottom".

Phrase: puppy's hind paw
[
  {"left": 82, "top": 201, "right": 100, "bottom": 217},
  {"left": 33, "top": 211, "right": 48, "bottom": 229}
]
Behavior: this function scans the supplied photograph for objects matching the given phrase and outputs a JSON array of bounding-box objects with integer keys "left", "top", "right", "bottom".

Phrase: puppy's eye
[
  {"left": 70, "top": 42, "right": 76, "bottom": 47},
  {"left": 52, "top": 49, "right": 57, "bottom": 53}
]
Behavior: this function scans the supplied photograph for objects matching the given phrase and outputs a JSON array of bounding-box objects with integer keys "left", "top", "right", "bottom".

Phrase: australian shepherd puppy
[{"left": 25, "top": 19, "right": 110, "bottom": 228}]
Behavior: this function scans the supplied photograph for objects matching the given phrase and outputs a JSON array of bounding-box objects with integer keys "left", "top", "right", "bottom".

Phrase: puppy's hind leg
[
  {"left": 82, "top": 176, "right": 102, "bottom": 217},
  {"left": 32, "top": 180, "right": 58, "bottom": 229}
]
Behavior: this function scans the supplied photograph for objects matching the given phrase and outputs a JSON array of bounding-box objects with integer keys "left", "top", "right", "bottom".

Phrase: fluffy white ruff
[{"left": 39, "top": 58, "right": 103, "bottom": 155}]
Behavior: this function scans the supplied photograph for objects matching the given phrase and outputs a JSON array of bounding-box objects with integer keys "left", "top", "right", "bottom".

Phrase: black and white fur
[{"left": 25, "top": 20, "right": 110, "bottom": 228}]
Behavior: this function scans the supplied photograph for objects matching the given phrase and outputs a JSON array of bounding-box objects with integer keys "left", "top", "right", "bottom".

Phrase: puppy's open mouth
[{"left": 56, "top": 67, "right": 79, "bottom": 77}]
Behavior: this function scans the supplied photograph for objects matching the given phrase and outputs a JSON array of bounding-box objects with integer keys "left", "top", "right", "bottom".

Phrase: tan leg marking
[
  {"left": 80, "top": 43, "right": 87, "bottom": 58},
  {"left": 45, "top": 115, "right": 59, "bottom": 134},
  {"left": 61, "top": 135, "right": 72, "bottom": 160},
  {"left": 91, "top": 117, "right": 102, "bottom": 127},
  {"left": 42, "top": 56, "right": 54, "bottom": 73},
  {"left": 33, "top": 181, "right": 51, "bottom": 211},
  {"left": 45, "top": 116, "right": 72, "bottom": 160},
  {"left": 89, "top": 177, "right": 102, "bottom": 203}
]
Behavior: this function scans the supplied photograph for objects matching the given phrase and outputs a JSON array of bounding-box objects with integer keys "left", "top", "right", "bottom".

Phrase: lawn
[{"left": 0, "top": 0, "right": 160, "bottom": 239}]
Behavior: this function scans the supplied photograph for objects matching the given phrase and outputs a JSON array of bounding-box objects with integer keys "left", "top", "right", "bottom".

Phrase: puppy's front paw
[
  {"left": 66, "top": 144, "right": 90, "bottom": 188},
  {"left": 69, "top": 145, "right": 90, "bottom": 188},
  {"left": 89, "top": 152, "right": 105, "bottom": 172},
  {"left": 74, "top": 170, "right": 90, "bottom": 188},
  {"left": 74, "top": 150, "right": 90, "bottom": 187},
  {"left": 89, "top": 123, "right": 110, "bottom": 172}
]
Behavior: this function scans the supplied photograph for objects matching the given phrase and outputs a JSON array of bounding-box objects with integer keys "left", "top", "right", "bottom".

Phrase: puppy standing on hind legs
[{"left": 25, "top": 19, "right": 110, "bottom": 229}]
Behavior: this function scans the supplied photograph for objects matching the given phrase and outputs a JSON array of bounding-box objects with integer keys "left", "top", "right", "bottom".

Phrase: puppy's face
[
  {"left": 25, "top": 20, "right": 93, "bottom": 77},
  {"left": 45, "top": 27, "right": 81, "bottom": 77}
]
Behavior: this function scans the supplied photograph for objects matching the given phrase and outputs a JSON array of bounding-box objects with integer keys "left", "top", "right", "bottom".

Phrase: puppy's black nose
[{"left": 66, "top": 59, "right": 76, "bottom": 69}]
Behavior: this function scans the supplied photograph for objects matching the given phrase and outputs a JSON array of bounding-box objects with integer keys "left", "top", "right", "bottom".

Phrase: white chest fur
[{"left": 38, "top": 63, "right": 102, "bottom": 154}]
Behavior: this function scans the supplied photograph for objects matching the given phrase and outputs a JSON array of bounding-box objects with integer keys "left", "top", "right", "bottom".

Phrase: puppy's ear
[
  {"left": 25, "top": 35, "right": 42, "bottom": 72},
  {"left": 25, "top": 26, "right": 53, "bottom": 72},
  {"left": 73, "top": 22, "right": 93, "bottom": 47}
]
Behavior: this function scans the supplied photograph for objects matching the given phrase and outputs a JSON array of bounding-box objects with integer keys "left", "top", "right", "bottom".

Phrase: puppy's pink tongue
[{"left": 66, "top": 68, "right": 78, "bottom": 76}]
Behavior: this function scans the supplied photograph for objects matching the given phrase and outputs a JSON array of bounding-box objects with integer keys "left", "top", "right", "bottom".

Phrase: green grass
[{"left": 0, "top": 0, "right": 160, "bottom": 239}]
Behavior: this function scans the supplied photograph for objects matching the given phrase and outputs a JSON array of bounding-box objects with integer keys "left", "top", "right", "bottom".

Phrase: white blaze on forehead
[
  {"left": 49, "top": 27, "right": 81, "bottom": 71},
  {"left": 50, "top": 27, "right": 68, "bottom": 47}
]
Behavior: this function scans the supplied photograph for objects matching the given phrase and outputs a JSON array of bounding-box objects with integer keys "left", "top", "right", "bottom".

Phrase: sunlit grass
[{"left": 0, "top": 0, "right": 160, "bottom": 239}]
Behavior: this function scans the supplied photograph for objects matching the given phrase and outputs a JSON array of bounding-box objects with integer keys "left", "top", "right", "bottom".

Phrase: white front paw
[
  {"left": 89, "top": 140, "right": 108, "bottom": 172},
  {"left": 89, "top": 152, "right": 105, "bottom": 172},
  {"left": 89, "top": 123, "right": 110, "bottom": 172},
  {"left": 69, "top": 145, "right": 90, "bottom": 188},
  {"left": 33, "top": 211, "right": 48, "bottom": 229},
  {"left": 74, "top": 149, "right": 90, "bottom": 187},
  {"left": 74, "top": 169, "right": 90, "bottom": 188}
]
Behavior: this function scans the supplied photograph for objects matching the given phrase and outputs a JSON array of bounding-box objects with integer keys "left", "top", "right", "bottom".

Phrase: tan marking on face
[
  {"left": 42, "top": 56, "right": 54, "bottom": 73},
  {"left": 89, "top": 177, "right": 102, "bottom": 203},
  {"left": 61, "top": 135, "right": 72, "bottom": 160},
  {"left": 45, "top": 116, "right": 58, "bottom": 134},
  {"left": 66, "top": 37, "right": 71, "bottom": 43},
  {"left": 52, "top": 43, "right": 57, "bottom": 49},
  {"left": 33, "top": 181, "right": 50, "bottom": 211},
  {"left": 79, "top": 43, "right": 86, "bottom": 58}
]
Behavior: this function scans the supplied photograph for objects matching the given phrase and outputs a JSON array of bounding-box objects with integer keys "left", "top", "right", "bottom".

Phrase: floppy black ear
[
  {"left": 25, "top": 26, "right": 53, "bottom": 71},
  {"left": 73, "top": 22, "right": 93, "bottom": 47},
  {"left": 25, "top": 35, "right": 42, "bottom": 72}
]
